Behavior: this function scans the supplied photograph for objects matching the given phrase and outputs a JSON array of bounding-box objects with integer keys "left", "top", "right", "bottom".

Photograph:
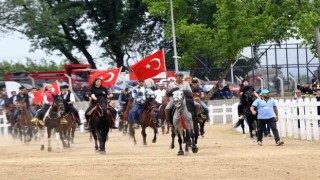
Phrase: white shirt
[
  {"left": 154, "top": 89, "right": 166, "bottom": 104},
  {"left": 62, "top": 91, "right": 76, "bottom": 104}
]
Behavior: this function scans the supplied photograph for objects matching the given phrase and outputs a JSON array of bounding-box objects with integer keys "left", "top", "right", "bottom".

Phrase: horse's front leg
[
  {"left": 177, "top": 129, "right": 184, "bottom": 156},
  {"left": 190, "top": 129, "right": 199, "bottom": 153},
  {"left": 170, "top": 125, "right": 175, "bottom": 149},
  {"left": 141, "top": 126, "right": 147, "bottom": 146},
  {"left": 91, "top": 127, "right": 98, "bottom": 151},
  {"left": 185, "top": 129, "right": 190, "bottom": 153},
  {"left": 152, "top": 126, "right": 157, "bottom": 143},
  {"left": 47, "top": 128, "right": 52, "bottom": 152},
  {"left": 129, "top": 125, "right": 137, "bottom": 145}
]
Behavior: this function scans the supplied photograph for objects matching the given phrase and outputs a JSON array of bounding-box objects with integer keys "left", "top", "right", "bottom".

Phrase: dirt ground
[{"left": 0, "top": 124, "right": 320, "bottom": 180}]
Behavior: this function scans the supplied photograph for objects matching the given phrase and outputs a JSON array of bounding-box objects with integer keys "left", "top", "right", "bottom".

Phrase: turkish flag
[
  {"left": 89, "top": 67, "right": 122, "bottom": 87},
  {"left": 33, "top": 80, "right": 60, "bottom": 105},
  {"left": 130, "top": 49, "right": 166, "bottom": 81},
  {"left": 33, "top": 90, "right": 44, "bottom": 105},
  {"left": 51, "top": 80, "right": 61, "bottom": 95}
]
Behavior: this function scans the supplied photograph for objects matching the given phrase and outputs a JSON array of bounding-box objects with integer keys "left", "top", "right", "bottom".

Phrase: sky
[{"left": 1, "top": 32, "right": 318, "bottom": 80}]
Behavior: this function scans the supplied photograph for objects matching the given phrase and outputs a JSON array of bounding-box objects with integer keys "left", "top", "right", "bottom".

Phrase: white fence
[
  {"left": 0, "top": 113, "right": 10, "bottom": 137},
  {"left": 232, "top": 98, "right": 320, "bottom": 141}
]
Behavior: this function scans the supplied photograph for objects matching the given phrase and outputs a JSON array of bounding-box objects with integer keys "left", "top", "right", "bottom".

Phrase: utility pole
[{"left": 170, "top": 0, "right": 179, "bottom": 73}]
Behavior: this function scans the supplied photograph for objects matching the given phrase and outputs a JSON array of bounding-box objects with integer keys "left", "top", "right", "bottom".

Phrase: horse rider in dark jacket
[{"left": 60, "top": 83, "right": 82, "bottom": 125}]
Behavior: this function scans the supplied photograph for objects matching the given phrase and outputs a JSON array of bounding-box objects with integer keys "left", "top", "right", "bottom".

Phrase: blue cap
[{"left": 260, "top": 89, "right": 270, "bottom": 95}]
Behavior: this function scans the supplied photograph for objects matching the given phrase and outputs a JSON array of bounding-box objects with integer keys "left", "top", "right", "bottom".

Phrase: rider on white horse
[{"left": 165, "top": 72, "right": 201, "bottom": 126}]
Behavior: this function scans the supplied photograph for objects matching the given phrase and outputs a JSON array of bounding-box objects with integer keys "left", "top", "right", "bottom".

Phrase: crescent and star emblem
[
  {"left": 145, "top": 58, "right": 161, "bottom": 70},
  {"left": 104, "top": 72, "right": 115, "bottom": 82}
]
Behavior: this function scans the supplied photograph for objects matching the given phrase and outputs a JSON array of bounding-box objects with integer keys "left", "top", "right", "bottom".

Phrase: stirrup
[
  {"left": 31, "top": 117, "right": 39, "bottom": 124},
  {"left": 60, "top": 118, "right": 68, "bottom": 125}
]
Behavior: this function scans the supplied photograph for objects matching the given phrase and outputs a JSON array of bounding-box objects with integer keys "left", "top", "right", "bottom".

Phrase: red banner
[
  {"left": 130, "top": 49, "right": 166, "bottom": 81},
  {"left": 89, "top": 67, "right": 122, "bottom": 87}
]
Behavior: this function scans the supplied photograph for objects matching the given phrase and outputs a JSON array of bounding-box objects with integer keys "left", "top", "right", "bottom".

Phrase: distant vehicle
[{"left": 204, "top": 81, "right": 240, "bottom": 96}]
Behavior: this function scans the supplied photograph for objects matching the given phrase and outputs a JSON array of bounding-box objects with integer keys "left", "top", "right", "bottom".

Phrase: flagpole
[{"left": 170, "top": 0, "right": 179, "bottom": 73}]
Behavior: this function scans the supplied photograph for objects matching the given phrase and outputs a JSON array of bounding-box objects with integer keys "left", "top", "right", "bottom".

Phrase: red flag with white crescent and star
[
  {"left": 89, "top": 67, "right": 122, "bottom": 87},
  {"left": 130, "top": 49, "right": 166, "bottom": 81}
]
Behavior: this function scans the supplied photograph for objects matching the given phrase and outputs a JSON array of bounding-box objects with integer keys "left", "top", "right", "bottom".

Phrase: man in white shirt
[{"left": 154, "top": 83, "right": 166, "bottom": 105}]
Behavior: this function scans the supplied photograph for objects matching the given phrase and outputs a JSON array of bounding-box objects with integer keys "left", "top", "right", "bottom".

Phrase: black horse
[{"left": 89, "top": 96, "right": 113, "bottom": 154}]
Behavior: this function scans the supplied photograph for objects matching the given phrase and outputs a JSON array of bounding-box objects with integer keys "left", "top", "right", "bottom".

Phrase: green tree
[
  {"left": 0, "top": 58, "right": 65, "bottom": 81},
  {"left": 4, "top": 0, "right": 162, "bottom": 69}
]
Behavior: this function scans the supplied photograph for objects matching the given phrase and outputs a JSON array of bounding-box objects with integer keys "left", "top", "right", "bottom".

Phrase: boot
[
  {"left": 165, "top": 109, "right": 173, "bottom": 127},
  {"left": 76, "top": 118, "right": 82, "bottom": 125}
]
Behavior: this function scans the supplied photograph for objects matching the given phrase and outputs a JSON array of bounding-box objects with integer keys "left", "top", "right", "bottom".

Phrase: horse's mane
[
  {"left": 166, "top": 87, "right": 180, "bottom": 97},
  {"left": 183, "top": 90, "right": 194, "bottom": 115}
]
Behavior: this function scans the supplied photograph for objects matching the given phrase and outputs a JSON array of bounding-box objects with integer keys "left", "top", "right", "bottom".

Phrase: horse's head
[
  {"left": 172, "top": 90, "right": 184, "bottom": 108},
  {"left": 52, "top": 95, "right": 65, "bottom": 114},
  {"left": 96, "top": 96, "right": 108, "bottom": 114}
]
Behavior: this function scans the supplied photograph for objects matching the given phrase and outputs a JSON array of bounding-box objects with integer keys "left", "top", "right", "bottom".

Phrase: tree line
[{"left": 1, "top": 0, "right": 320, "bottom": 96}]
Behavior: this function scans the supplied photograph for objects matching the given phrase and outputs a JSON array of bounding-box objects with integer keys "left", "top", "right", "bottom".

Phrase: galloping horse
[
  {"left": 159, "top": 96, "right": 170, "bottom": 134},
  {"left": 171, "top": 90, "right": 198, "bottom": 156},
  {"left": 121, "top": 98, "right": 134, "bottom": 135},
  {"left": 38, "top": 95, "right": 66, "bottom": 152},
  {"left": 88, "top": 96, "right": 113, "bottom": 154},
  {"left": 15, "top": 100, "right": 33, "bottom": 143},
  {"left": 193, "top": 92, "right": 208, "bottom": 138},
  {"left": 128, "top": 93, "right": 158, "bottom": 145},
  {"left": 3, "top": 103, "right": 18, "bottom": 139}
]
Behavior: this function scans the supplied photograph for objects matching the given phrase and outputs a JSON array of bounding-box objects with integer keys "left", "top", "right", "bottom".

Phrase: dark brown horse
[
  {"left": 159, "top": 96, "right": 170, "bottom": 134},
  {"left": 61, "top": 112, "right": 77, "bottom": 146},
  {"left": 3, "top": 103, "right": 17, "bottom": 139},
  {"left": 15, "top": 100, "right": 33, "bottom": 143},
  {"left": 38, "top": 95, "right": 66, "bottom": 152},
  {"left": 121, "top": 98, "right": 134, "bottom": 135},
  {"left": 129, "top": 97, "right": 158, "bottom": 145}
]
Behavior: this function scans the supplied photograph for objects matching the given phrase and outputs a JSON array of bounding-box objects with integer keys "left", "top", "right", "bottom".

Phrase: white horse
[{"left": 172, "top": 90, "right": 198, "bottom": 155}]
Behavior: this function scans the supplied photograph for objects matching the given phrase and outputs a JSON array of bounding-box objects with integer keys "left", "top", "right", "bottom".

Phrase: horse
[
  {"left": 38, "top": 95, "right": 66, "bottom": 152},
  {"left": 15, "top": 100, "right": 34, "bottom": 143},
  {"left": 159, "top": 96, "right": 170, "bottom": 134},
  {"left": 61, "top": 111, "right": 77, "bottom": 146},
  {"left": 3, "top": 103, "right": 19, "bottom": 139},
  {"left": 192, "top": 92, "right": 208, "bottom": 139},
  {"left": 121, "top": 98, "right": 134, "bottom": 135},
  {"left": 88, "top": 96, "right": 113, "bottom": 154},
  {"left": 171, "top": 90, "right": 198, "bottom": 156},
  {"left": 128, "top": 94, "right": 158, "bottom": 145}
]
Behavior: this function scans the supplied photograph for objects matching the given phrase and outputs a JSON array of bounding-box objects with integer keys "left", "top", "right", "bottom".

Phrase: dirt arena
[{"left": 0, "top": 124, "right": 320, "bottom": 180}]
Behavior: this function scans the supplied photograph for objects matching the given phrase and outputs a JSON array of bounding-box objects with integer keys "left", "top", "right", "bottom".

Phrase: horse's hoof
[
  {"left": 40, "top": 145, "right": 45, "bottom": 151},
  {"left": 177, "top": 151, "right": 184, "bottom": 156},
  {"left": 169, "top": 144, "right": 175, "bottom": 149},
  {"left": 99, "top": 150, "right": 106, "bottom": 155},
  {"left": 152, "top": 139, "right": 156, "bottom": 143},
  {"left": 47, "top": 147, "right": 52, "bottom": 152},
  {"left": 192, "top": 146, "right": 199, "bottom": 153},
  {"left": 143, "top": 142, "right": 147, "bottom": 146}
]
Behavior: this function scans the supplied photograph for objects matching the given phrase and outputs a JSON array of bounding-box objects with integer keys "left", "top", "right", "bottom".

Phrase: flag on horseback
[
  {"left": 33, "top": 80, "right": 60, "bottom": 105},
  {"left": 130, "top": 49, "right": 166, "bottom": 80},
  {"left": 89, "top": 67, "right": 122, "bottom": 87}
]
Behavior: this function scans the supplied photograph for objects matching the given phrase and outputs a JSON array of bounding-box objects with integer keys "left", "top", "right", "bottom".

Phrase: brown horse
[
  {"left": 38, "top": 95, "right": 66, "bottom": 152},
  {"left": 3, "top": 104, "right": 17, "bottom": 138},
  {"left": 62, "top": 112, "right": 77, "bottom": 145},
  {"left": 129, "top": 97, "right": 158, "bottom": 145},
  {"left": 121, "top": 98, "right": 134, "bottom": 135},
  {"left": 159, "top": 96, "right": 170, "bottom": 134},
  {"left": 193, "top": 92, "right": 208, "bottom": 140},
  {"left": 15, "top": 101, "right": 34, "bottom": 143}
]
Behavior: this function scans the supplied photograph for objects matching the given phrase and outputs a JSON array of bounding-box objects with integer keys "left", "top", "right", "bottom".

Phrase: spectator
[
  {"left": 222, "top": 84, "right": 233, "bottom": 99},
  {"left": 272, "top": 76, "right": 281, "bottom": 95},
  {"left": 214, "top": 86, "right": 224, "bottom": 99},
  {"left": 250, "top": 89, "right": 284, "bottom": 146}
]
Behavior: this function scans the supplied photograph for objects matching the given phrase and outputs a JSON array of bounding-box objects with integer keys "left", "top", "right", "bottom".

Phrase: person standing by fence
[{"left": 250, "top": 89, "right": 284, "bottom": 146}]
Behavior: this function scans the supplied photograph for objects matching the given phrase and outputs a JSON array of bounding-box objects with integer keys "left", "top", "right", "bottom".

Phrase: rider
[
  {"left": 84, "top": 77, "right": 113, "bottom": 124},
  {"left": 129, "top": 80, "right": 152, "bottom": 129},
  {"left": 154, "top": 83, "right": 166, "bottom": 126},
  {"left": 31, "top": 84, "right": 68, "bottom": 125},
  {"left": 13, "top": 86, "right": 36, "bottom": 125},
  {"left": 60, "top": 83, "right": 82, "bottom": 125},
  {"left": 191, "top": 79, "right": 209, "bottom": 120},
  {"left": 165, "top": 72, "right": 201, "bottom": 126},
  {"left": 118, "top": 87, "right": 131, "bottom": 118}
]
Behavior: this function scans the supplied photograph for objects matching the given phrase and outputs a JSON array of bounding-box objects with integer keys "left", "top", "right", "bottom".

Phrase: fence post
[
  {"left": 292, "top": 99, "right": 299, "bottom": 139},
  {"left": 311, "top": 98, "right": 319, "bottom": 141},
  {"left": 305, "top": 98, "right": 312, "bottom": 140},
  {"left": 286, "top": 99, "right": 293, "bottom": 137},
  {"left": 208, "top": 105, "right": 214, "bottom": 125},
  {"left": 300, "top": 98, "right": 307, "bottom": 140},
  {"left": 278, "top": 99, "right": 286, "bottom": 137},
  {"left": 222, "top": 104, "right": 227, "bottom": 124},
  {"left": 79, "top": 110, "right": 85, "bottom": 133}
]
